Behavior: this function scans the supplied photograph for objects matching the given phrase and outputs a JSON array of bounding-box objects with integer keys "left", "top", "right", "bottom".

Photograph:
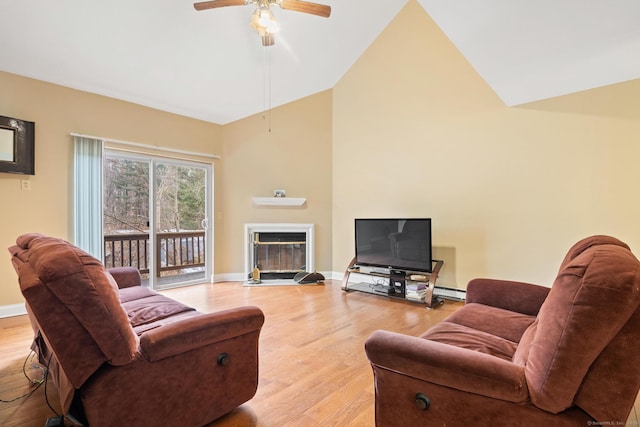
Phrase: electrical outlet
[{"left": 21, "top": 180, "right": 31, "bottom": 191}]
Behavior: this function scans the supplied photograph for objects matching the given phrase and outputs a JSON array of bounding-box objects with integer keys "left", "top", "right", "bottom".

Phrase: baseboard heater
[{"left": 433, "top": 286, "right": 467, "bottom": 302}]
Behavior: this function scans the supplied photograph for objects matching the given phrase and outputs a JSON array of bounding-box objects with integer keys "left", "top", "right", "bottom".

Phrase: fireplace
[{"left": 244, "top": 223, "right": 314, "bottom": 282}]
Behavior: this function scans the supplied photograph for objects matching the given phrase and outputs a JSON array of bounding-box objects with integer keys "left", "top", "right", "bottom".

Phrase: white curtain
[{"left": 73, "top": 136, "right": 104, "bottom": 259}]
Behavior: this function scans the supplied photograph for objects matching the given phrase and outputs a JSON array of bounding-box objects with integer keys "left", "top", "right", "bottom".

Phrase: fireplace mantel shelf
[{"left": 252, "top": 197, "right": 306, "bottom": 207}]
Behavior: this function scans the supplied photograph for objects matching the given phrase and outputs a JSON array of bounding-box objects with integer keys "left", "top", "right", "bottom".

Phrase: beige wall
[
  {"left": 0, "top": 71, "right": 222, "bottom": 307},
  {"left": 0, "top": 70, "right": 332, "bottom": 309},
  {"left": 332, "top": 0, "right": 640, "bottom": 289},
  {"left": 220, "top": 91, "right": 333, "bottom": 277}
]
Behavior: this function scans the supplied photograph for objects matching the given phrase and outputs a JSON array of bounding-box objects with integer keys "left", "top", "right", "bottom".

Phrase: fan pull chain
[{"left": 262, "top": 46, "right": 272, "bottom": 133}]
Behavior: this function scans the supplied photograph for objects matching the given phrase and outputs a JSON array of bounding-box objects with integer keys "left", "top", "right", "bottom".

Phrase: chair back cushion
[
  {"left": 513, "top": 236, "right": 640, "bottom": 416},
  {"left": 16, "top": 234, "right": 138, "bottom": 367}
]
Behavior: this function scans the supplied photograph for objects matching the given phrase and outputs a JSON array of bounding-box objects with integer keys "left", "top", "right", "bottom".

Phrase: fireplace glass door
[{"left": 253, "top": 232, "right": 307, "bottom": 280}]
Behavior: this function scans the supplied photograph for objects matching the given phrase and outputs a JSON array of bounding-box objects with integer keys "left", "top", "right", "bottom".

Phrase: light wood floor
[{"left": 1, "top": 280, "right": 638, "bottom": 426}]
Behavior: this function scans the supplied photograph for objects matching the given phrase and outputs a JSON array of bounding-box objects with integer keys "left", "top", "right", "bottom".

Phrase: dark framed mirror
[{"left": 0, "top": 115, "right": 35, "bottom": 175}]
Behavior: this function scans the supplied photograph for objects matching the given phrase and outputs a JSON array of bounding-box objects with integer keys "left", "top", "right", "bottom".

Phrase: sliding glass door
[
  {"left": 103, "top": 151, "right": 212, "bottom": 289},
  {"left": 153, "top": 160, "right": 210, "bottom": 289}
]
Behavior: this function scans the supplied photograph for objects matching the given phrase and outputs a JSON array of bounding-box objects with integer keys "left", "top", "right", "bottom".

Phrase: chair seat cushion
[
  {"left": 120, "top": 286, "right": 196, "bottom": 329},
  {"left": 420, "top": 303, "right": 537, "bottom": 361},
  {"left": 443, "top": 302, "right": 537, "bottom": 343},
  {"left": 420, "top": 321, "right": 518, "bottom": 361}
]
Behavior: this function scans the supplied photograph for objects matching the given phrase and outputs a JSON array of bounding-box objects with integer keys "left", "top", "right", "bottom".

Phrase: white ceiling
[{"left": 1, "top": 1, "right": 639, "bottom": 125}]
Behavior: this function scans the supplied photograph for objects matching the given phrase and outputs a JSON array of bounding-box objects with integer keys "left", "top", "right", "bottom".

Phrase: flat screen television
[{"left": 354, "top": 218, "right": 432, "bottom": 273}]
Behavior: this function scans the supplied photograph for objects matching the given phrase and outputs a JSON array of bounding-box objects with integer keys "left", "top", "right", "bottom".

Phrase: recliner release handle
[
  {"left": 217, "top": 352, "right": 230, "bottom": 366},
  {"left": 415, "top": 393, "right": 430, "bottom": 410}
]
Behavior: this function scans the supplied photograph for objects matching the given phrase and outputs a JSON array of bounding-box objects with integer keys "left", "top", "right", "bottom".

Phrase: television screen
[{"left": 354, "top": 218, "right": 432, "bottom": 273}]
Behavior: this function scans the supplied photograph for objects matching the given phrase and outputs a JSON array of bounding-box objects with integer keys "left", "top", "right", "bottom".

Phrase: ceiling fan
[{"left": 194, "top": 0, "right": 331, "bottom": 46}]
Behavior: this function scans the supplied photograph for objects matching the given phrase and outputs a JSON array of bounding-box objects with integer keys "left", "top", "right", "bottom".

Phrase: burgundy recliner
[
  {"left": 9, "top": 233, "right": 265, "bottom": 427},
  {"left": 365, "top": 235, "right": 640, "bottom": 426}
]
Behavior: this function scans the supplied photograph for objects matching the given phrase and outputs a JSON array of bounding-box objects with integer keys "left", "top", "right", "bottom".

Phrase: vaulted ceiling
[{"left": 1, "top": 1, "right": 639, "bottom": 124}]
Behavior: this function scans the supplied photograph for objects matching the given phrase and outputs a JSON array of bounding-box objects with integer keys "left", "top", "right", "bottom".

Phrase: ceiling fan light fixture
[
  {"left": 193, "top": 0, "right": 330, "bottom": 46},
  {"left": 258, "top": 9, "right": 272, "bottom": 27},
  {"left": 250, "top": 6, "right": 279, "bottom": 37}
]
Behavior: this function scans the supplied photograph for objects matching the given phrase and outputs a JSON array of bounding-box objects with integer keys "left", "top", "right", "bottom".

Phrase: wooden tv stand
[{"left": 341, "top": 258, "right": 445, "bottom": 309}]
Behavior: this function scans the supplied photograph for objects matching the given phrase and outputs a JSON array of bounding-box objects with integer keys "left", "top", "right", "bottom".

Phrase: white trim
[
  {"left": 0, "top": 303, "right": 27, "bottom": 318},
  {"left": 70, "top": 132, "right": 221, "bottom": 160},
  {"left": 213, "top": 271, "right": 333, "bottom": 284},
  {"left": 252, "top": 197, "right": 306, "bottom": 207},
  {"left": 213, "top": 272, "right": 246, "bottom": 283},
  {"left": 327, "top": 271, "right": 345, "bottom": 280},
  {"left": 433, "top": 286, "right": 467, "bottom": 301}
]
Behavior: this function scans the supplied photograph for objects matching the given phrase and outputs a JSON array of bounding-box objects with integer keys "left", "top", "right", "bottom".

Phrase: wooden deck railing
[{"left": 104, "top": 231, "right": 205, "bottom": 277}]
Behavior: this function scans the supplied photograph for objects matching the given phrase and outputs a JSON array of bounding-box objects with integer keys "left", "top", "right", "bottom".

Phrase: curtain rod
[{"left": 70, "top": 132, "right": 221, "bottom": 160}]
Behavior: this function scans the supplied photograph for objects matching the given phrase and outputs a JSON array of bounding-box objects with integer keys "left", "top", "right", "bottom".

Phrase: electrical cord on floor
[
  {"left": 0, "top": 350, "right": 45, "bottom": 403},
  {"left": 42, "top": 352, "right": 61, "bottom": 417}
]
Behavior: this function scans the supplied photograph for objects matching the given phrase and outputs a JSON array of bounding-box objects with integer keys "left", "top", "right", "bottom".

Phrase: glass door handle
[{"left": 201, "top": 218, "right": 209, "bottom": 230}]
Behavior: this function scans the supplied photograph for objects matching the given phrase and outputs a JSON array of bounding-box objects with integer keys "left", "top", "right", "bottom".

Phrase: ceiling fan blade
[
  {"left": 194, "top": 0, "right": 248, "bottom": 11},
  {"left": 278, "top": 0, "right": 331, "bottom": 18}
]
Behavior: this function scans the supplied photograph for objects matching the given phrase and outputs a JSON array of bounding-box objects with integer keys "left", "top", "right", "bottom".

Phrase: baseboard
[
  {"left": 213, "top": 272, "right": 246, "bottom": 283},
  {"left": 214, "top": 271, "right": 337, "bottom": 283},
  {"left": 434, "top": 286, "right": 467, "bottom": 301},
  {"left": 0, "top": 303, "right": 27, "bottom": 318},
  {"left": 328, "top": 271, "right": 346, "bottom": 280}
]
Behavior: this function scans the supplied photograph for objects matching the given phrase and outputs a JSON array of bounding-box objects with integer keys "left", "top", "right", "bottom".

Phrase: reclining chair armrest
[
  {"left": 466, "top": 278, "right": 550, "bottom": 316},
  {"left": 107, "top": 267, "right": 142, "bottom": 289},
  {"left": 140, "top": 306, "right": 265, "bottom": 362},
  {"left": 365, "top": 330, "right": 529, "bottom": 403}
]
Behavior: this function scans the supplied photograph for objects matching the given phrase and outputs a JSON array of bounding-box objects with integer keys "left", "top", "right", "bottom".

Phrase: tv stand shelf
[{"left": 341, "top": 258, "right": 445, "bottom": 309}]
